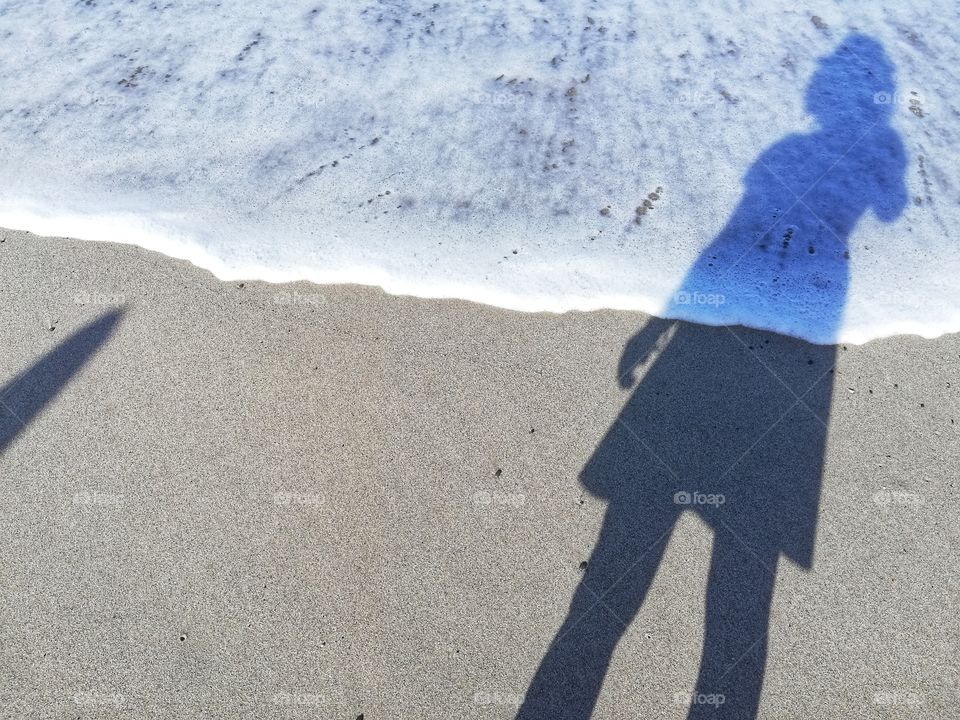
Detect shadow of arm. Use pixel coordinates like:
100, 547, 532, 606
617, 317, 676, 389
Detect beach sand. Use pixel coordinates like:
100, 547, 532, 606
1, 227, 957, 719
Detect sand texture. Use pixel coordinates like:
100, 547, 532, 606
1, 228, 958, 719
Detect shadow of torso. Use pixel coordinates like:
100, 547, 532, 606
581, 322, 833, 569
664, 124, 906, 342
582, 121, 906, 568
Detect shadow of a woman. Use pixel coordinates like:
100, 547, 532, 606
517, 34, 907, 719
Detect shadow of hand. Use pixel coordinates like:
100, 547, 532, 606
617, 318, 675, 389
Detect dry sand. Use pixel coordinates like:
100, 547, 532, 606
0, 227, 957, 719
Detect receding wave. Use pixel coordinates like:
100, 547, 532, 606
0, 1, 957, 344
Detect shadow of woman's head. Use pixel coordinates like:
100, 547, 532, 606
656, 33, 907, 343
805, 33, 897, 131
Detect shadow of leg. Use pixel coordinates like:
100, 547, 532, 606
687, 533, 778, 720
516, 508, 676, 720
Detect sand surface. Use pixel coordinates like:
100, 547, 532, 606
1, 227, 957, 719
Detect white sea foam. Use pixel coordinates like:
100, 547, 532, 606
0, 1, 957, 344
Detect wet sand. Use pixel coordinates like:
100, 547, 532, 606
1, 227, 957, 719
